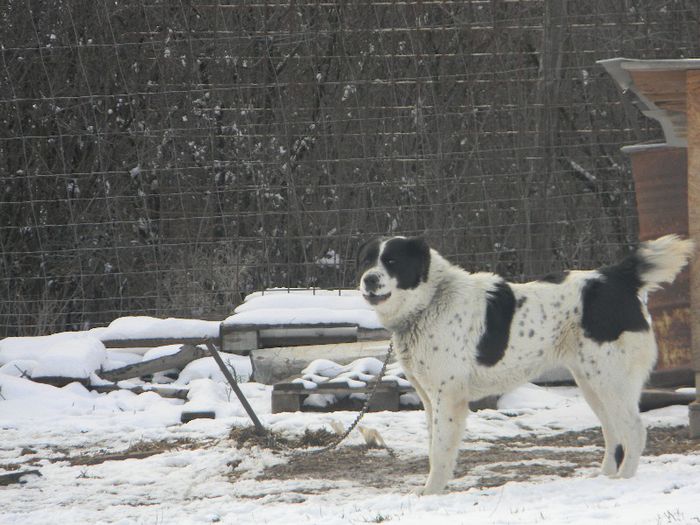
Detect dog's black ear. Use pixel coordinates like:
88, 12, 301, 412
406, 237, 431, 283
357, 237, 381, 269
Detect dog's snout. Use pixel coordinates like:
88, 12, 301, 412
363, 273, 380, 291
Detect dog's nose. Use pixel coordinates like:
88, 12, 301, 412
363, 273, 380, 292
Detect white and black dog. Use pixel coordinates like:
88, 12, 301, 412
358, 235, 693, 495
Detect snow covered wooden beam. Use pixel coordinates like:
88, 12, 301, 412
100, 344, 208, 382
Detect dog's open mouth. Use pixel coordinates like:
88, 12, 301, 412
364, 292, 391, 305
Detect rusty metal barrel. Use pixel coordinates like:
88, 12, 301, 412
624, 144, 691, 371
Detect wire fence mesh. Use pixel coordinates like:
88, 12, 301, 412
2, 0, 699, 337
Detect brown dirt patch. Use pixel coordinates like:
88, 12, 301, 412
63, 438, 210, 466
229, 426, 338, 450
253, 425, 699, 492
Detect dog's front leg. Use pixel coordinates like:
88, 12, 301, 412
415, 396, 469, 495
404, 371, 434, 446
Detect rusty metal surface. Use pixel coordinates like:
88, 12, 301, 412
629, 146, 688, 239
627, 145, 691, 370
650, 302, 691, 370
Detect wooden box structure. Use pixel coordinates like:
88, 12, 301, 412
599, 58, 700, 437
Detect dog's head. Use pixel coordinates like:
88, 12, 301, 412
357, 236, 431, 319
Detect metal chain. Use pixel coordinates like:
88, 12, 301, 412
296, 341, 395, 456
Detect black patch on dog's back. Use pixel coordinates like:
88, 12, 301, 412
381, 237, 431, 290
581, 254, 650, 344
539, 271, 570, 284
477, 281, 516, 366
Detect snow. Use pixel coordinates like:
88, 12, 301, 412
224, 288, 383, 329
176, 354, 253, 384
1, 361, 698, 524
0, 333, 107, 379
142, 344, 185, 360
94, 316, 220, 340
1, 314, 699, 524
0, 370, 698, 524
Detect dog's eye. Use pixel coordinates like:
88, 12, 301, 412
385, 258, 396, 266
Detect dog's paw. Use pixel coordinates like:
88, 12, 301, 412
411, 485, 445, 497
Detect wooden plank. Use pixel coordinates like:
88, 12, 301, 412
251, 340, 390, 384
646, 367, 694, 389
689, 401, 700, 438
639, 389, 696, 412
357, 327, 391, 341
630, 69, 688, 112
258, 327, 357, 348
271, 390, 302, 413
365, 385, 400, 412
0, 470, 42, 486
469, 395, 500, 411
100, 344, 208, 382
222, 329, 259, 354
31, 376, 90, 388
101, 337, 212, 349
688, 70, 700, 371
221, 322, 390, 354
204, 340, 267, 436
181, 411, 216, 423
223, 322, 358, 331
90, 384, 190, 400
688, 69, 700, 437
271, 377, 498, 413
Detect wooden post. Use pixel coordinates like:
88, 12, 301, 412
204, 340, 267, 436
687, 69, 700, 438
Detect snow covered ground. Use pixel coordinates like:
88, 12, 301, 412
1, 372, 699, 525
1, 295, 698, 524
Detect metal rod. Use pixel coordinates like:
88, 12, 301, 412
204, 340, 267, 436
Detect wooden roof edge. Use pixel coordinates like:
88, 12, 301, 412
598, 57, 699, 148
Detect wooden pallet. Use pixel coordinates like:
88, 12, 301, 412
272, 378, 499, 413
222, 322, 390, 354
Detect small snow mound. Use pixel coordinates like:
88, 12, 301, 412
302, 359, 345, 378
0, 334, 107, 380
342, 357, 384, 376
303, 393, 336, 408
176, 353, 252, 385
498, 383, 568, 410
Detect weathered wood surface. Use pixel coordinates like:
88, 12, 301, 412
639, 389, 696, 412
250, 340, 391, 384
222, 322, 389, 354
687, 68, 700, 436
180, 411, 216, 423
645, 367, 695, 389
90, 384, 189, 400
100, 344, 208, 382
101, 337, 213, 349
0, 470, 42, 486
271, 378, 499, 414
31, 376, 90, 388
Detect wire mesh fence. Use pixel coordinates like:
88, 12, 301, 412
2, 0, 699, 337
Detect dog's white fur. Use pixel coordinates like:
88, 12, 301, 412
360, 235, 694, 495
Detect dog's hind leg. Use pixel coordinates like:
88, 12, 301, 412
571, 334, 654, 478
569, 367, 620, 476
417, 395, 469, 495
590, 377, 646, 478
